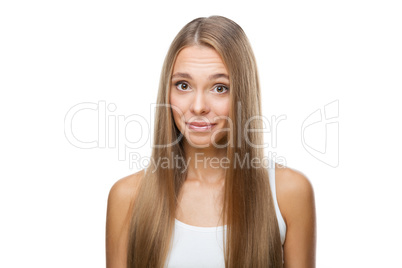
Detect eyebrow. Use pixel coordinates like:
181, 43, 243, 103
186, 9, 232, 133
171, 72, 229, 81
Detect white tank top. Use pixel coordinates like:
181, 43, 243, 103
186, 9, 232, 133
165, 159, 287, 267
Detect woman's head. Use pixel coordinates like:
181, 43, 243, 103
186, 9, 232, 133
155, 15, 264, 153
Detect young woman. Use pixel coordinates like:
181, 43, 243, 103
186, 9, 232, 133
106, 15, 316, 268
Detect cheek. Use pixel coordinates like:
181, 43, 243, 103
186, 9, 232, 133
170, 100, 186, 131
170, 91, 186, 114
215, 98, 230, 117
170, 109, 184, 134
170, 92, 180, 117
171, 108, 182, 126
170, 102, 185, 123
171, 109, 180, 121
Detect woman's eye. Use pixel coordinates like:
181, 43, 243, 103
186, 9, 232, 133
213, 85, 229, 94
175, 82, 190, 91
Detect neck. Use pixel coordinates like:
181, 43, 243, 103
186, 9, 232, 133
182, 140, 227, 186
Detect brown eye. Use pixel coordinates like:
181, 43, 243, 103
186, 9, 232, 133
213, 85, 229, 94
175, 81, 190, 91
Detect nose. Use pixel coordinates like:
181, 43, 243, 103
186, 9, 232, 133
190, 90, 210, 115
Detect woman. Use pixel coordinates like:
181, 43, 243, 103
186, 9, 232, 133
106, 15, 316, 268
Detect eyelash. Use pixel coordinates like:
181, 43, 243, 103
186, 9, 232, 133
174, 81, 229, 94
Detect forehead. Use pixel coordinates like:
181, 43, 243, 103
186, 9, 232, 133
172, 45, 228, 73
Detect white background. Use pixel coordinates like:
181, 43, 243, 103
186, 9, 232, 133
1, 0, 401, 267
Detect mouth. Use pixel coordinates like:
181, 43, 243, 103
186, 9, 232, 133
185, 122, 217, 131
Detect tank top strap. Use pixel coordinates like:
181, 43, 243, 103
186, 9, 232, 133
267, 158, 287, 246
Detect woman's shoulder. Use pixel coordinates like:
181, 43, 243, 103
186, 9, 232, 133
274, 163, 313, 194
274, 163, 315, 226
106, 169, 146, 266
108, 169, 146, 206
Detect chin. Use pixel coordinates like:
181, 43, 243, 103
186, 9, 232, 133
184, 134, 228, 149
184, 137, 214, 148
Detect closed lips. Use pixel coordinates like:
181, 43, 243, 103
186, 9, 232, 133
186, 122, 216, 126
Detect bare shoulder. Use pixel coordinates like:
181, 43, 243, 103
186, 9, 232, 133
274, 163, 315, 227
106, 169, 146, 268
108, 169, 145, 203
274, 165, 317, 266
106, 168, 145, 230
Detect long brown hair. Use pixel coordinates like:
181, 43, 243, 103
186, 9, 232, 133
127, 15, 283, 267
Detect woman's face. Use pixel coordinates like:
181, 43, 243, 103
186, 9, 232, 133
170, 45, 230, 148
